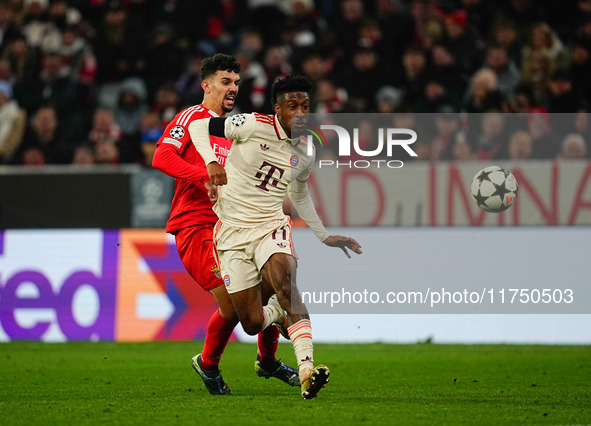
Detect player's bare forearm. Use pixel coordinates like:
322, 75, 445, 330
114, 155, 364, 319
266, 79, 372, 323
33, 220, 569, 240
323, 235, 363, 258
207, 162, 227, 185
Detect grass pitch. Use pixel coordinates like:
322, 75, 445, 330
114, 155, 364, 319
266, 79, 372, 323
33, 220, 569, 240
0, 342, 589, 425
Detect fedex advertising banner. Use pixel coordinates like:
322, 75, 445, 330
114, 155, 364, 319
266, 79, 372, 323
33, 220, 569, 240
0, 230, 219, 342
1, 228, 589, 343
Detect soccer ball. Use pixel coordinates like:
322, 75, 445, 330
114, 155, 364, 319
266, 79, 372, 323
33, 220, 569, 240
470, 166, 518, 213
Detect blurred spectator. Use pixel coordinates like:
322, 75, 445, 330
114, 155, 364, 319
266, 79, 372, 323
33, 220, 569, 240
313, 77, 350, 113
21, 144, 45, 165
482, 44, 521, 100
279, 0, 321, 51
461, 0, 497, 40
2, 34, 42, 97
521, 47, 554, 105
259, 44, 291, 113
375, 0, 414, 72
546, 69, 588, 112
88, 107, 121, 145
144, 23, 182, 97
429, 43, 467, 101
573, 110, 591, 148
498, 0, 547, 39
113, 77, 147, 136
442, 9, 485, 76
234, 47, 266, 112
21, 105, 70, 163
507, 129, 533, 160
299, 50, 327, 84
71, 143, 95, 166
21, 0, 62, 53
394, 45, 427, 107
463, 68, 503, 113
140, 111, 162, 134
0, 56, 9, 81
140, 126, 163, 167
150, 83, 180, 127
0, 79, 26, 163
490, 19, 523, 65
340, 45, 384, 111
56, 24, 96, 86
506, 83, 546, 112
556, 133, 587, 160
0, 0, 20, 53
468, 112, 508, 160
175, 52, 205, 108
527, 111, 554, 158
451, 135, 473, 161
374, 85, 403, 113
113, 76, 147, 162
429, 108, 461, 161
575, 12, 591, 50
409, 0, 443, 49
331, 0, 364, 58
522, 23, 568, 71
138, 110, 163, 162
47, 0, 82, 31
237, 28, 264, 60
91, 0, 145, 84
569, 38, 591, 105
94, 139, 119, 165
247, 2, 286, 46
33, 50, 77, 115
357, 18, 385, 57
415, 74, 459, 113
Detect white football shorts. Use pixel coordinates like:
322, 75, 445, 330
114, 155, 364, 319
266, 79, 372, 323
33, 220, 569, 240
212, 216, 296, 294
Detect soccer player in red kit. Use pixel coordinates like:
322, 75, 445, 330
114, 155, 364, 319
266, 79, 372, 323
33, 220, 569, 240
152, 54, 298, 395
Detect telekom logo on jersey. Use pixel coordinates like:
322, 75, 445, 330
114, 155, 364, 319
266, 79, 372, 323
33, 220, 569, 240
304, 125, 418, 169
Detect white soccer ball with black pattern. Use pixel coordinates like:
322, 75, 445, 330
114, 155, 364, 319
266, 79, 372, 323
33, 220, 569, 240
470, 166, 518, 213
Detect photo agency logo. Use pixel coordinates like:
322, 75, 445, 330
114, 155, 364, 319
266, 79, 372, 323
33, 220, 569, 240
300, 114, 418, 169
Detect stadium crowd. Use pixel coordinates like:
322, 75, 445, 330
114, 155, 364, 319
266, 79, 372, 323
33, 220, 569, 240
1, 0, 590, 166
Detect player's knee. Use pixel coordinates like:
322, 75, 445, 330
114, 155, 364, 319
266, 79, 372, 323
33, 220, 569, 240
218, 306, 239, 323
241, 320, 262, 336
239, 313, 264, 335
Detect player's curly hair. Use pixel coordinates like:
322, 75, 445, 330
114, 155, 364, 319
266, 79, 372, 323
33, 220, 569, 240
200, 53, 241, 80
271, 75, 312, 105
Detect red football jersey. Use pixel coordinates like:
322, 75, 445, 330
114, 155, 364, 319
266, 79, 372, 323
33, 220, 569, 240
155, 104, 233, 233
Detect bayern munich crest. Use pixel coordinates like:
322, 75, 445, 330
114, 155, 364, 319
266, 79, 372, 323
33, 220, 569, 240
230, 114, 247, 127
223, 275, 230, 286
290, 155, 299, 166
169, 126, 185, 139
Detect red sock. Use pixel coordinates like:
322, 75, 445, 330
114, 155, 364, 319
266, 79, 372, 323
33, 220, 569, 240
257, 326, 280, 366
200, 310, 238, 371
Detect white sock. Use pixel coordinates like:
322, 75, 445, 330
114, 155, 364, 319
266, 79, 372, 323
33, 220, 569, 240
261, 297, 283, 330
288, 319, 314, 381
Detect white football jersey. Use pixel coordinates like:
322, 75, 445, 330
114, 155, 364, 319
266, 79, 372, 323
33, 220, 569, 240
213, 113, 315, 227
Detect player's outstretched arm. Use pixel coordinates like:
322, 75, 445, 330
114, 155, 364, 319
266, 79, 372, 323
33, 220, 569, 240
188, 118, 228, 185
152, 143, 209, 183
323, 235, 363, 258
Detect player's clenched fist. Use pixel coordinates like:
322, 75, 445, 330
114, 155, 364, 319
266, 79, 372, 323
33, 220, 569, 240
207, 162, 227, 185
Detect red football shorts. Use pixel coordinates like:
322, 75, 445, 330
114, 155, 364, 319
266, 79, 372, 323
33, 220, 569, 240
174, 225, 223, 291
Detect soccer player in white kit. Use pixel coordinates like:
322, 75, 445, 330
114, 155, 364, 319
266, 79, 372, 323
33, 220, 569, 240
189, 75, 362, 399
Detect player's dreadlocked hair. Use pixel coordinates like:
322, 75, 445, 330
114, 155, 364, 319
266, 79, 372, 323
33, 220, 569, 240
200, 53, 241, 80
271, 75, 313, 105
